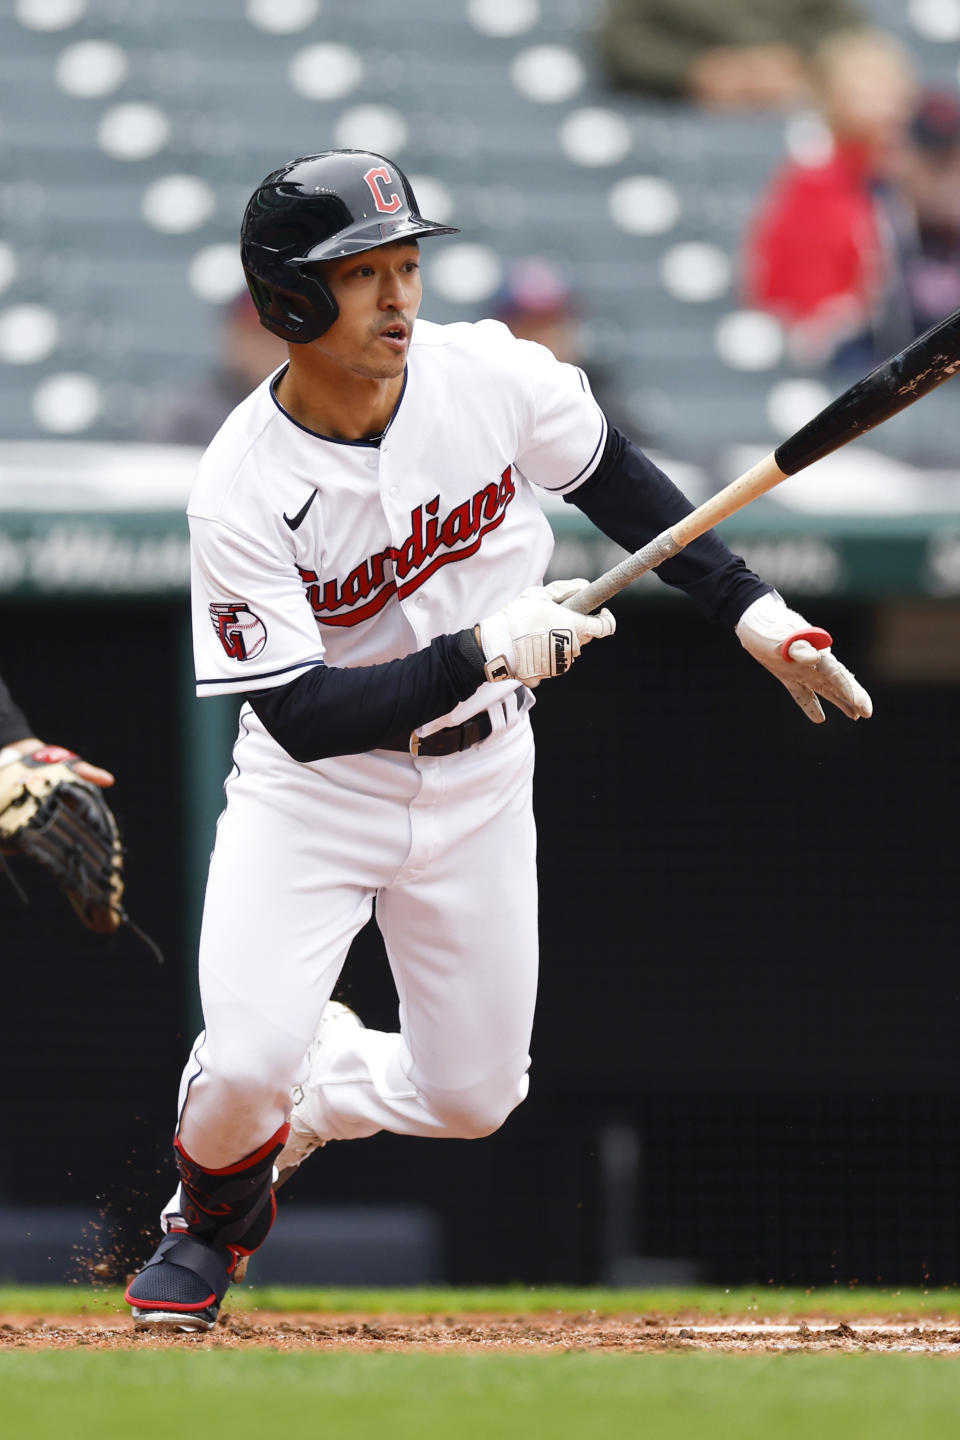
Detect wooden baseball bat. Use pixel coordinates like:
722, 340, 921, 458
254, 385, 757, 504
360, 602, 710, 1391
566, 305, 960, 617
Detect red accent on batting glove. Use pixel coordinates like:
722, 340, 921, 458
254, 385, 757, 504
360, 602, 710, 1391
780, 627, 833, 662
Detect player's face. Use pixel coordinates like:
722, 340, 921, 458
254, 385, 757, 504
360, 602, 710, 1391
310, 242, 422, 379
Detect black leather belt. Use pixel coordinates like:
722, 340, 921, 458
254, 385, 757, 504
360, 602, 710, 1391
381, 690, 521, 757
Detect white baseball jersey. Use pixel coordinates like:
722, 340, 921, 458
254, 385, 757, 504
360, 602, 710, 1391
188, 318, 607, 736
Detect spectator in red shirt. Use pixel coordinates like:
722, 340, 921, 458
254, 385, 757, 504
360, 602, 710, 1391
742, 29, 917, 368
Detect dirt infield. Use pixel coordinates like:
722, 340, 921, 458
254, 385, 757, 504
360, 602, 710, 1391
4, 1310, 960, 1353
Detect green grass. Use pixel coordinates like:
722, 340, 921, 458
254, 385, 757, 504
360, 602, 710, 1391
4, 1288, 960, 1440
3, 1282, 960, 1318
3, 1351, 960, 1440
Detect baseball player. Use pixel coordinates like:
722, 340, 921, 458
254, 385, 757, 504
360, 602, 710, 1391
126, 150, 872, 1331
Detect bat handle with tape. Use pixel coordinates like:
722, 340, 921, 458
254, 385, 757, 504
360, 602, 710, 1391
564, 531, 682, 615
782, 627, 832, 662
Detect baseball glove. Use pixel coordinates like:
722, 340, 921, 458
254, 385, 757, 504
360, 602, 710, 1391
0, 744, 124, 934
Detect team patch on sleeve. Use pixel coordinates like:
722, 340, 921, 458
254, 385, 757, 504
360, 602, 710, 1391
209, 602, 268, 661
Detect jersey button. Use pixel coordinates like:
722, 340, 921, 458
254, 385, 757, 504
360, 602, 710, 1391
365, 455, 378, 469
389, 485, 399, 495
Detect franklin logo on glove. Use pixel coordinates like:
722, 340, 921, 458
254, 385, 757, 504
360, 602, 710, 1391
478, 579, 615, 686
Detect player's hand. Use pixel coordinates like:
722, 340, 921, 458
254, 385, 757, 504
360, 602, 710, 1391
478, 579, 616, 685
735, 592, 873, 724
4, 737, 115, 787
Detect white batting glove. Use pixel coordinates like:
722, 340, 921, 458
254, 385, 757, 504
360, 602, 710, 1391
479, 578, 616, 685
735, 591, 873, 724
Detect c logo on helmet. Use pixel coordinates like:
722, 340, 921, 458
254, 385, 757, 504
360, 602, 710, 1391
363, 166, 402, 215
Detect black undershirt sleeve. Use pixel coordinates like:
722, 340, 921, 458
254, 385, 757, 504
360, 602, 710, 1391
251, 427, 769, 764
0, 670, 33, 747
247, 628, 488, 763
566, 426, 771, 627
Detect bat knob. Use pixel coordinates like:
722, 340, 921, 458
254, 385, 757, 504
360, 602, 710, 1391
781, 627, 833, 662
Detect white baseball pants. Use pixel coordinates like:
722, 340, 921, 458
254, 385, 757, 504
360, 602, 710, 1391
176, 702, 538, 1170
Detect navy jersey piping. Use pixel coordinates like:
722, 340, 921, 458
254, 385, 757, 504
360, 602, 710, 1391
537, 409, 609, 493
197, 655, 326, 687
269, 365, 408, 446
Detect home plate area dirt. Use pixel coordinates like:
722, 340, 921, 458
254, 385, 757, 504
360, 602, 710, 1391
4, 1311, 960, 1352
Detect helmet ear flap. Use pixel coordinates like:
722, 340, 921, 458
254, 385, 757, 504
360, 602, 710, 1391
295, 268, 339, 341
242, 268, 339, 343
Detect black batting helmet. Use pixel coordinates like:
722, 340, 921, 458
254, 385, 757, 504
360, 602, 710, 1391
240, 150, 459, 343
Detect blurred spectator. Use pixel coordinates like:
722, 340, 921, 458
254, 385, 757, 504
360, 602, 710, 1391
741, 29, 917, 368
140, 290, 286, 445
598, 0, 865, 110
491, 256, 633, 434
888, 90, 960, 337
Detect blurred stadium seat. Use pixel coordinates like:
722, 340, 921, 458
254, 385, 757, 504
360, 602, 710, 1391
0, 0, 957, 468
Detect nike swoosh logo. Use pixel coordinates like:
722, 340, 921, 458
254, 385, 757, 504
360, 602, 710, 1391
282, 488, 319, 531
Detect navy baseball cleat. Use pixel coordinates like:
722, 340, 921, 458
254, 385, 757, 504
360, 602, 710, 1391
126, 1231, 236, 1333
127, 1123, 289, 1332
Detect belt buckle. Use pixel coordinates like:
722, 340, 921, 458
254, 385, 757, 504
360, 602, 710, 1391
408, 732, 421, 757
